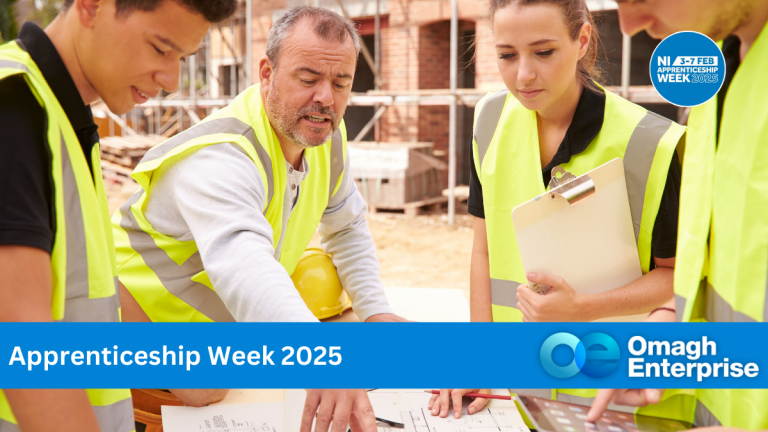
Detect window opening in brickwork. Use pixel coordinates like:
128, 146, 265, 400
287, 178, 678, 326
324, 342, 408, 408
344, 34, 376, 141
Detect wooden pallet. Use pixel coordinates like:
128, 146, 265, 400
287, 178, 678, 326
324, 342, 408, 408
100, 135, 164, 168
368, 196, 448, 217
101, 160, 136, 186
100, 135, 164, 186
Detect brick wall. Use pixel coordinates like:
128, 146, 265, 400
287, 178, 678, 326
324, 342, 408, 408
245, 2, 675, 186
247, 0, 507, 157
251, 0, 287, 76
376, 0, 504, 156
474, 14, 503, 91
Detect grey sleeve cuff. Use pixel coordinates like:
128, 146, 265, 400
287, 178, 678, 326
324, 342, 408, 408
318, 149, 394, 322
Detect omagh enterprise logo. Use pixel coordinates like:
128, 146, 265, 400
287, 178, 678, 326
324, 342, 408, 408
540, 332, 620, 379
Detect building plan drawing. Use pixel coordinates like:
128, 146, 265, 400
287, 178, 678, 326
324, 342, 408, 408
283, 389, 528, 432
162, 401, 283, 432
368, 390, 528, 432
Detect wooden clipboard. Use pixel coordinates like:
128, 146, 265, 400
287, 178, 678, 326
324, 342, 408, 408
511, 158, 643, 318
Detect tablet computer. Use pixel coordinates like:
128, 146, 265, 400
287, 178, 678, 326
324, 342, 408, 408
516, 395, 693, 432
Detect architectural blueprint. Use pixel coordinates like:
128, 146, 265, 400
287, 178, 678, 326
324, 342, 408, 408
368, 390, 529, 432
161, 402, 283, 432
283, 389, 528, 432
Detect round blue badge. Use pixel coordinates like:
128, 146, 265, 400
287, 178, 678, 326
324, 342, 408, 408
649, 31, 725, 107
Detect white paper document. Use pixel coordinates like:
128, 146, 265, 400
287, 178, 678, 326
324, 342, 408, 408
512, 158, 642, 299
283, 389, 528, 432
370, 390, 528, 432
162, 402, 284, 432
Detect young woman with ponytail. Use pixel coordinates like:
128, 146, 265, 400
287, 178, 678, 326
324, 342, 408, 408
429, 0, 687, 419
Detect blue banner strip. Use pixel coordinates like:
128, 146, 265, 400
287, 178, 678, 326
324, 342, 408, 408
0, 323, 765, 389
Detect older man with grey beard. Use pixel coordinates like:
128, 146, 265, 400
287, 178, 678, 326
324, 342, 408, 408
112, 6, 406, 431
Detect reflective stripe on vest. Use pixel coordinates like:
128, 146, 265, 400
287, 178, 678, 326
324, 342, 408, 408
475, 90, 676, 312
113, 85, 346, 322
675, 292, 689, 323
0, 59, 29, 72
0, 419, 20, 432
92, 397, 135, 432
481, 96, 686, 421
491, 278, 520, 308
137, 117, 344, 211
704, 282, 768, 322
0, 57, 120, 322
475, 91, 526, 309
675, 27, 768, 325
141, 117, 276, 213
671, 29, 768, 429
0, 398, 135, 432
706, 19, 768, 324
116, 136, 345, 322
474, 90, 508, 171
623, 111, 676, 243
118, 189, 236, 322
329, 129, 345, 198
475, 88, 696, 430
0, 40, 132, 431
60, 132, 121, 322
694, 402, 721, 427
673, 83, 717, 323
475, 91, 672, 244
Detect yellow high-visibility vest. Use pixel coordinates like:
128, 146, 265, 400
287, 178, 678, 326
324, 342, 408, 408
111, 84, 346, 322
473, 86, 693, 421
674, 23, 768, 430
0, 40, 133, 432
473, 87, 684, 322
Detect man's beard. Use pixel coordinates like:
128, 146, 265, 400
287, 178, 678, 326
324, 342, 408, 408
707, 0, 751, 42
265, 84, 340, 149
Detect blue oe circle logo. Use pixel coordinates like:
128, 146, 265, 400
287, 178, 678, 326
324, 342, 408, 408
650, 31, 725, 107
540, 332, 620, 379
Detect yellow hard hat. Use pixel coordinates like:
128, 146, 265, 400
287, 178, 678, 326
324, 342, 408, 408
290, 248, 352, 319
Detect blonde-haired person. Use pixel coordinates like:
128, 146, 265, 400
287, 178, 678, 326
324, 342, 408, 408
588, 0, 768, 429
430, 0, 689, 419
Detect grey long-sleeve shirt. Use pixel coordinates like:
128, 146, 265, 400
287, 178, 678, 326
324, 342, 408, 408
143, 142, 394, 322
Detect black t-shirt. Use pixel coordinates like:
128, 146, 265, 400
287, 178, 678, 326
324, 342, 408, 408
0, 22, 99, 255
468, 88, 682, 265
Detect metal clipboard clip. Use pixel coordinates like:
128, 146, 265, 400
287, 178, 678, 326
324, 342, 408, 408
547, 166, 596, 207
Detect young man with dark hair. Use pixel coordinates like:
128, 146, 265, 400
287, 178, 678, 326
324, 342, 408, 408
0, 0, 235, 431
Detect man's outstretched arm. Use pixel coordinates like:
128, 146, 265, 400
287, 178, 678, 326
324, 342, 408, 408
318, 151, 403, 322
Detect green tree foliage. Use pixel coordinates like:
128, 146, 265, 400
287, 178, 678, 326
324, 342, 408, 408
0, 0, 19, 43
34, 0, 63, 27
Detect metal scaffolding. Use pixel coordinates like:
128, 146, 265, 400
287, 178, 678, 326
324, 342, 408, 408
111, 0, 666, 224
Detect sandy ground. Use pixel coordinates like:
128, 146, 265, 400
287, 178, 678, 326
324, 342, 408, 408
340, 212, 473, 299
107, 183, 475, 300
106, 183, 140, 215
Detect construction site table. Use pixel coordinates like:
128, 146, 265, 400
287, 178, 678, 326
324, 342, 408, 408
324, 286, 469, 323
212, 287, 469, 407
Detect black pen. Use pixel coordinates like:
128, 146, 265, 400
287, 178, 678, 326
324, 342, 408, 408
320, 412, 404, 430
375, 417, 405, 428
344, 417, 405, 431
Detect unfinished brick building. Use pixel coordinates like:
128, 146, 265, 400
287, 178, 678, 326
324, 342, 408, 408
244, 0, 673, 187
101, 0, 673, 199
